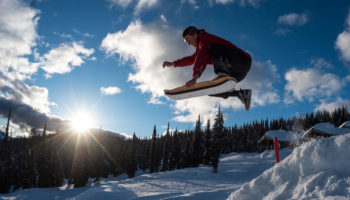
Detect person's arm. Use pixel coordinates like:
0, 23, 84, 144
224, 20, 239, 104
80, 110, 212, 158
185, 39, 211, 88
173, 52, 196, 67
162, 52, 196, 68
192, 40, 210, 79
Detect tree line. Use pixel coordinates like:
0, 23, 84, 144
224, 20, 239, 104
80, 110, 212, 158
0, 106, 349, 193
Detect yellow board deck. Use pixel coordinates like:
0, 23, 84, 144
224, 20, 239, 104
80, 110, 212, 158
164, 77, 237, 100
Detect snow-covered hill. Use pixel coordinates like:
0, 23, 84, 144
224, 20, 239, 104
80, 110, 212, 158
1, 134, 350, 200
229, 133, 350, 200
88, 128, 130, 139
0, 149, 291, 200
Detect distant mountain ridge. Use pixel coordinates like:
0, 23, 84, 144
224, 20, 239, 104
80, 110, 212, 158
88, 128, 128, 139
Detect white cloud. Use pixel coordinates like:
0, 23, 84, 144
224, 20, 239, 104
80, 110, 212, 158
0, 0, 94, 135
0, 95, 68, 135
336, 32, 350, 62
344, 75, 350, 83
134, 0, 158, 14
240, 60, 281, 106
39, 42, 94, 78
160, 14, 167, 22
214, 0, 233, 3
315, 98, 350, 113
310, 58, 334, 69
100, 86, 122, 95
284, 67, 342, 104
106, 0, 133, 8
0, 0, 40, 75
181, 0, 200, 9
0, 0, 39, 57
73, 29, 94, 38
0, 71, 54, 114
101, 20, 191, 98
335, 10, 350, 64
278, 12, 309, 26
53, 32, 73, 40
209, 0, 262, 8
101, 20, 281, 124
0, 0, 54, 115
274, 28, 291, 36
161, 128, 177, 136
106, 0, 158, 14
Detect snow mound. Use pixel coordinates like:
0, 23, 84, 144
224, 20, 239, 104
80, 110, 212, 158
228, 133, 350, 200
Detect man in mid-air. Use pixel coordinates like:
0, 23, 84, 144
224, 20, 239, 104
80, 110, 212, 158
163, 26, 252, 110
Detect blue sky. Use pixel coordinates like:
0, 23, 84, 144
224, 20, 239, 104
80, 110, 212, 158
1, 0, 350, 137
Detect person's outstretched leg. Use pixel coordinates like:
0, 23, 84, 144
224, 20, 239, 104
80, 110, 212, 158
209, 44, 252, 110
209, 89, 252, 110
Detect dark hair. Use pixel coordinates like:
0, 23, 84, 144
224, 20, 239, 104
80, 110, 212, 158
182, 26, 199, 38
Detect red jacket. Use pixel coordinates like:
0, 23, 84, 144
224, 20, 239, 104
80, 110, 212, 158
173, 30, 251, 78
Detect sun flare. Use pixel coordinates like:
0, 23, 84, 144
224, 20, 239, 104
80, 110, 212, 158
70, 111, 94, 133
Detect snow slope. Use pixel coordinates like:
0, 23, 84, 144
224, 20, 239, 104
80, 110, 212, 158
0, 150, 291, 200
2, 133, 350, 200
228, 133, 350, 200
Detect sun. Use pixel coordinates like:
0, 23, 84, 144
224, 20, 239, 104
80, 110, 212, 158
70, 110, 94, 133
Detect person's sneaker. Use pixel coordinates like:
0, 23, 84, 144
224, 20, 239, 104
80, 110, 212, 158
237, 89, 252, 111
210, 92, 230, 99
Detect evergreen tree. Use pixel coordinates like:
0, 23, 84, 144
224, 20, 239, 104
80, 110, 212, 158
43, 121, 47, 137
71, 158, 89, 188
4, 110, 11, 144
169, 129, 181, 170
49, 139, 64, 187
137, 139, 150, 171
223, 128, 231, 153
127, 133, 137, 178
150, 125, 158, 173
21, 150, 36, 189
90, 131, 103, 183
192, 115, 203, 167
70, 135, 89, 188
37, 140, 50, 188
0, 150, 12, 193
183, 136, 193, 168
2, 104, 350, 192
211, 107, 224, 173
161, 123, 171, 172
203, 119, 211, 165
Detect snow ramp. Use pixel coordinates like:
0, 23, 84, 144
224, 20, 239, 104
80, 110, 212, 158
228, 133, 350, 200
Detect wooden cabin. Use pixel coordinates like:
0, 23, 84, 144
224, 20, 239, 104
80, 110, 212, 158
339, 121, 350, 129
302, 122, 350, 141
258, 130, 301, 152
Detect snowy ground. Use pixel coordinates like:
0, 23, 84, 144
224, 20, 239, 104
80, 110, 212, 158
0, 149, 291, 200
229, 133, 350, 200
2, 134, 350, 200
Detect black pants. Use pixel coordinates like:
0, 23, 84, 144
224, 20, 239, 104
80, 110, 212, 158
209, 43, 251, 82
